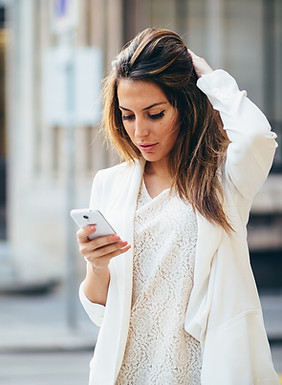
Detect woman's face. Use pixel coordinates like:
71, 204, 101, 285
117, 79, 179, 169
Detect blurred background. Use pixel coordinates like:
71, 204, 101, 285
0, 0, 281, 384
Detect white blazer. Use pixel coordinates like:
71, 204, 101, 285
80, 70, 280, 385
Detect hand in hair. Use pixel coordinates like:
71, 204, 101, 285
188, 49, 213, 78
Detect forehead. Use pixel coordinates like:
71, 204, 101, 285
117, 79, 168, 109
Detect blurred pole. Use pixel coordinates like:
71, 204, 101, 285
206, 0, 223, 68
63, 31, 77, 330
51, 0, 78, 330
102, 0, 109, 167
176, 0, 188, 38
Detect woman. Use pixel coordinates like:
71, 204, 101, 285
77, 28, 279, 384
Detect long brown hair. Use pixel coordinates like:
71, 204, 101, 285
102, 28, 231, 231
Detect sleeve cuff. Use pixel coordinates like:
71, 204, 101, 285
196, 69, 247, 110
79, 281, 105, 327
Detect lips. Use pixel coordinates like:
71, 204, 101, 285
138, 143, 158, 152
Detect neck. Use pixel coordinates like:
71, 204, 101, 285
145, 159, 171, 179
143, 161, 173, 198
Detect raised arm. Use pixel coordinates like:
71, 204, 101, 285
190, 50, 277, 201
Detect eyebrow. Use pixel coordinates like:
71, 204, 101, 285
119, 102, 167, 112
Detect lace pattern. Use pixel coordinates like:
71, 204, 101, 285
116, 181, 202, 384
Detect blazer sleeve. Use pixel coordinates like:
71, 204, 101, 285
79, 170, 106, 327
197, 70, 277, 201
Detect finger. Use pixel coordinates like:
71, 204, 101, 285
188, 48, 198, 60
188, 49, 213, 77
82, 237, 127, 258
77, 225, 96, 242
79, 236, 125, 258
87, 243, 132, 267
100, 243, 131, 260
88, 240, 128, 259
88, 233, 121, 249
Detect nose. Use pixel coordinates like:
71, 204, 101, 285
135, 117, 149, 138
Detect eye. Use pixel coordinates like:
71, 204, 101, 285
149, 111, 165, 120
122, 114, 135, 121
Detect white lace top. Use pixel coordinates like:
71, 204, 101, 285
116, 180, 202, 385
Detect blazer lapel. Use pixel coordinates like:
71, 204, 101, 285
113, 160, 144, 377
185, 213, 223, 343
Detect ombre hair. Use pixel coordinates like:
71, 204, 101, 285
102, 28, 231, 231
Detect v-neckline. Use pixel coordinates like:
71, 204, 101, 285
142, 177, 170, 201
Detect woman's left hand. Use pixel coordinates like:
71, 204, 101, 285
188, 49, 213, 78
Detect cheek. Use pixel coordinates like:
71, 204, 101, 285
122, 122, 132, 136
163, 124, 180, 149
163, 119, 179, 138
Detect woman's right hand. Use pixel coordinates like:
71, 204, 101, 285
77, 225, 131, 271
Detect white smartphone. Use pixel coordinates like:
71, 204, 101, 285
70, 208, 116, 240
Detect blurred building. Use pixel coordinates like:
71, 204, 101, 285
0, 0, 281, 287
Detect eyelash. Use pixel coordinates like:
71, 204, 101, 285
122, 115, 134, 121
150, 111, 165, 120
122, 111, 165, 121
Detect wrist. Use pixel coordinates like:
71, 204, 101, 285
90, 261, 110, 275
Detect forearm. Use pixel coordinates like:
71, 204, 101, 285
83, 263, 110, 306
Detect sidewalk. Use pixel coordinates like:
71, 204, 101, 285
0, 239, 99, 353
0, 283, 99, 353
